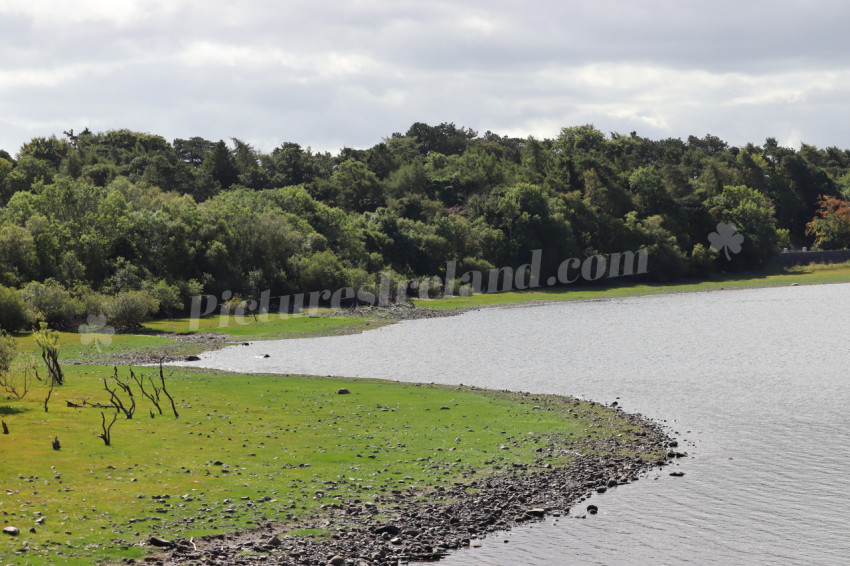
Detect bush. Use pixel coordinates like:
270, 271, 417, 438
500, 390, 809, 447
0, 330, 15, 374
104, 290, 159, 329
291, 250, 347, 292
0, 285, 32, 331
20, 279, 83, 327
142, 280, 182, 317
688, 243, 716, 278
176, 279, 204, 311
74, 285, 107, 316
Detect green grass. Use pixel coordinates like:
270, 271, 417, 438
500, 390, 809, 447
0, 367, 656, 565
9, 331, 207, 366
3, 313, 387, 367
414, 263, 850, 310
141, 312, 388, 339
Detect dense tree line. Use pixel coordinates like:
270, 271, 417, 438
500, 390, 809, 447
0, 123, 848, 330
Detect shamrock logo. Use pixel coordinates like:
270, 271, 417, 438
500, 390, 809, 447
78, 314, 115, 351
708, 222, 744, 261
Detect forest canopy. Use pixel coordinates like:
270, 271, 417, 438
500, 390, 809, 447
1, 123, 847, 331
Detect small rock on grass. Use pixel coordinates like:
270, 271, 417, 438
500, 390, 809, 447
337, 388, 351, 395
3, 526, 19, 536
149, 536, 173, 547
266, 535, 281, 547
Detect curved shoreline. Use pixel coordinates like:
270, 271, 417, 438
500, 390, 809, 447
108, 273, 850, 368
153, 394, 676, 566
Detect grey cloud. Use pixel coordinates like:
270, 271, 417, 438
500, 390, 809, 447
3, 1, 850, 155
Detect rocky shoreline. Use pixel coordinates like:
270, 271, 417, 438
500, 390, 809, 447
144, 401, 678, 566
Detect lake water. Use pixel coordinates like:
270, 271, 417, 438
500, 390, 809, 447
176, 283, 850, 565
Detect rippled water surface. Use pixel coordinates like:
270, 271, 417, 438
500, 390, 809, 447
177, 284, 850, 565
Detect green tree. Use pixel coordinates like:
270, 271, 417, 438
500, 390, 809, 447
331, 159, 384, 212
0, 224, 38, 286
706, 185, 782, 266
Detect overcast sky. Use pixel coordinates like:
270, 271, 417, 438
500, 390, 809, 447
2, 0, 850, 155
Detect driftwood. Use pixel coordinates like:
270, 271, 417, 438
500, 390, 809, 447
66, 398, 111, 409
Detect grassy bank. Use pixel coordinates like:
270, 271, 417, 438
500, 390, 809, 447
413, 262, 850, 310
0, 365, 660, 565
141, 312, 389, 339
5, 314, 389, 366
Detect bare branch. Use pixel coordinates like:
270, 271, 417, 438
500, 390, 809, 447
44, 377, 54, 413
131, 369, 162, 415
98, 412, 117, 446
103, 367, 135, 419
159, 361, 178, 418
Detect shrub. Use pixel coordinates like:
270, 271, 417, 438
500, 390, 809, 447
291, 250, 347, 292
0, 330, 15, 374
0, 285, 32, 331
142, 280, 182, 317
688, 243, 716, 277
176, 279, 204, 311
104, 290, 159, 328
75, 285, 107, 317
20, 279, 84, 327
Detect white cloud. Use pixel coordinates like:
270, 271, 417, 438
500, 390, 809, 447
0, 0, 179, 27
2, 1, 850, 153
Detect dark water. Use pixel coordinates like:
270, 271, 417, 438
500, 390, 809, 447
177, 284, 850, 565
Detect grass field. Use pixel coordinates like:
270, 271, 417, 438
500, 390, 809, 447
0, 366, 651, 565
